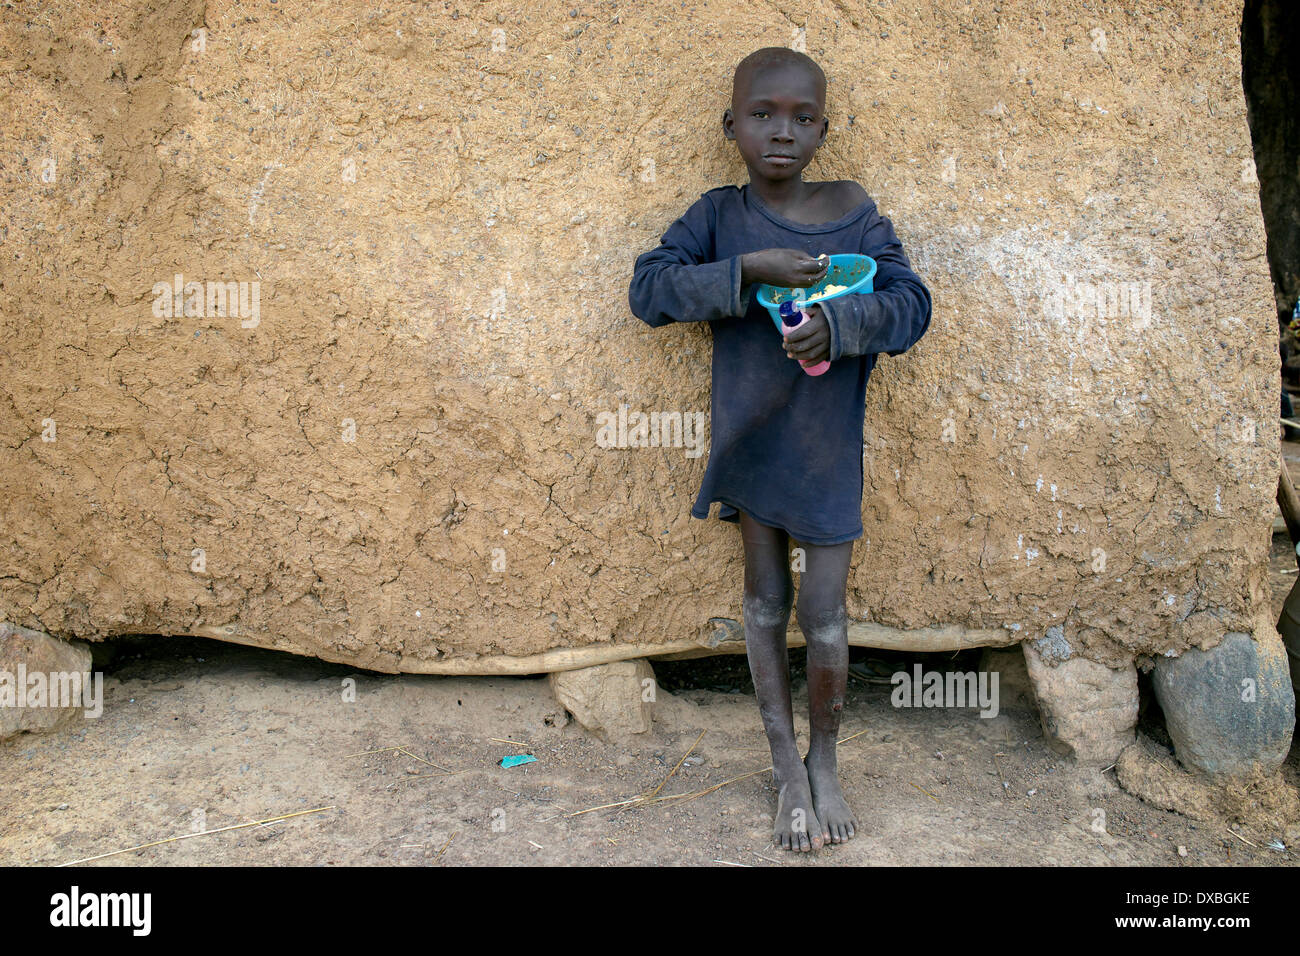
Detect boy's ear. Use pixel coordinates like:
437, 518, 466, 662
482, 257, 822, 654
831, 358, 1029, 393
722, 108, 735, 140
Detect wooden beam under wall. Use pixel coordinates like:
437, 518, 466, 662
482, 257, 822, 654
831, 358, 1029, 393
180, 619, 1018, 676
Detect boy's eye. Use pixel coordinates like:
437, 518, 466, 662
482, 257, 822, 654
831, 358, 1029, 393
751, 111, 816, 122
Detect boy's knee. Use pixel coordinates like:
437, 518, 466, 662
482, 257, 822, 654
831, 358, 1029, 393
743, 586, 792, 630
796, 600, 847, 641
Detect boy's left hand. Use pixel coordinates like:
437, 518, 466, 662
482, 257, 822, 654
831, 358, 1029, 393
783, 304, 830, 364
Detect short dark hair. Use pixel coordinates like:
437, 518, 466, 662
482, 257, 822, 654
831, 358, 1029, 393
732, 47, 827, 106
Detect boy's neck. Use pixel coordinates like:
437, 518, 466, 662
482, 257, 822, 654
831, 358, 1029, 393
749, 177, 814, 212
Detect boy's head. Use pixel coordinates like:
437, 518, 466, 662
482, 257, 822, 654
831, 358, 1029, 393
724, 48, 828, 181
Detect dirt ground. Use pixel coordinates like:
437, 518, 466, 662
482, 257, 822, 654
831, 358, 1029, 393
2, 624, 1296, 868
3, 443, 1300, 867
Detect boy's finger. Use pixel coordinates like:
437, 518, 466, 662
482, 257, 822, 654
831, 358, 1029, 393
782, 309, 824, 342
785, 329, 828, 357
785, 332, 822, 354
782, 321, 816, 344
787, 342, 827, 361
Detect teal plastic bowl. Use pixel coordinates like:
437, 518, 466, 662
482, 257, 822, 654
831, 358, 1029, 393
756, 254, 877, 332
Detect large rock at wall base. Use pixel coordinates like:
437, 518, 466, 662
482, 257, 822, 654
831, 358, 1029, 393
548, 659, 656, 740
0, 621, 94, 742
1152, 627, 1295, 778
1022, 638, 1138, 765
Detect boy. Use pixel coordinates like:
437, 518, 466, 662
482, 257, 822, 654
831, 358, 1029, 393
628, 47, 932, 851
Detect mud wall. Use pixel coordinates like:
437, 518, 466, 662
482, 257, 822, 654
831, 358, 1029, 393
0, 0, 1279, 672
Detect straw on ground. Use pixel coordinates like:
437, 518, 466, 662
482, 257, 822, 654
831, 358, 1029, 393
57, 806, 336, 866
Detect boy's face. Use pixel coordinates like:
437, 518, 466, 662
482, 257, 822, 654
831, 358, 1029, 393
724, 63, 828, 181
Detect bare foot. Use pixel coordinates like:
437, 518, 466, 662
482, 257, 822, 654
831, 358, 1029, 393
805, 752, 857, 845
772, 766, 824, 852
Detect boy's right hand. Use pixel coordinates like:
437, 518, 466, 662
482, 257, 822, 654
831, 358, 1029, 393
741, 249, 829, 288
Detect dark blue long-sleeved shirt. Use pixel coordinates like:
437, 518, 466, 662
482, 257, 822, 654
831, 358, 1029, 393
628, 183, 931, 544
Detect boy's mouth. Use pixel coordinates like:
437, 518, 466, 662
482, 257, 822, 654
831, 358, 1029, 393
764, 153, 798, 165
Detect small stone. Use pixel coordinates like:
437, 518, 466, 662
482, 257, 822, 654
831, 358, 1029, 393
0, 622, 94, 742
548, 659, 658, 739
1022, 640, 1137, 765
1177, 845, 1188, 857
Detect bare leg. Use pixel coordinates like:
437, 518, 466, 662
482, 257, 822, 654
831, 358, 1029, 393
739, 512, 822, 852
796, 538, 859, 845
